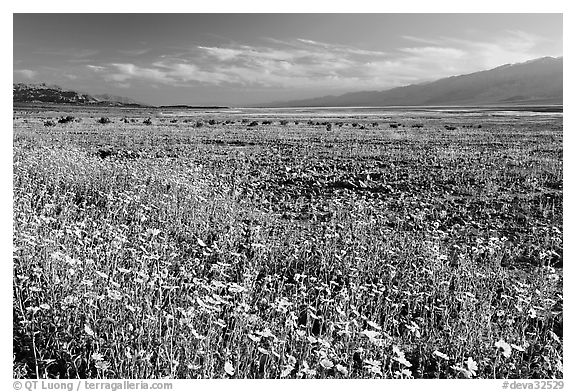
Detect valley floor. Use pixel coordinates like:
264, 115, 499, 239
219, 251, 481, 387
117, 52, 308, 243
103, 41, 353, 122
12, 107, 563, 379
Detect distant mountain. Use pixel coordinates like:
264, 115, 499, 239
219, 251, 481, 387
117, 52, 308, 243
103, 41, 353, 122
263, 56, 563, 107
13, 83, 97, 104
13, 83, 148, 107
159, 105, 230, 109
91, 93, 146, 106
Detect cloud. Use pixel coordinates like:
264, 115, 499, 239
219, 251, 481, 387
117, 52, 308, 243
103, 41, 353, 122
83, 30, 560, 92
14, 69, 37, 79
86, 65, 106, 72
400, 30, 556, 72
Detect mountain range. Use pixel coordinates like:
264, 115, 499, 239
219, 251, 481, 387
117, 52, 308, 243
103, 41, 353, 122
263, 56, 562, 107
13, 56, 562, 108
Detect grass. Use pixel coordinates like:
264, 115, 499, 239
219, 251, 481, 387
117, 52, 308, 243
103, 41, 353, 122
13, 108, 563, 379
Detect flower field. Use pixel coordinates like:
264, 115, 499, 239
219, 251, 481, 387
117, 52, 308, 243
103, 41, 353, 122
13, 107, 563, 379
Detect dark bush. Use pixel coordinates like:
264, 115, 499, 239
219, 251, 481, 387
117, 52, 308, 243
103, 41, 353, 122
143, 118, 153, 125
196, 121, 204, 128
43, 120, 56, 127
97, 117, 111, 124
390, 124, 398, 129
280, 120, 289, 126
208, 119, 217, 125
262, 120, 272, 125
445, 125, 457, 131
326, 123, 332, 131
248, 121, 259, 127
58, 116, 75, 124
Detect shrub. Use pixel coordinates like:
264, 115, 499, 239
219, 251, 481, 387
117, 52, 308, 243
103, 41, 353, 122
58, 116, 75, 124
208, 119, 217, 125
43, 120, 56, 127
326, 123, 333, 131
248, 121, 259, 127
280, 120, 289, 126
97, 117, 111, 124
143, 118, 153, 125
196, 121, 204, 128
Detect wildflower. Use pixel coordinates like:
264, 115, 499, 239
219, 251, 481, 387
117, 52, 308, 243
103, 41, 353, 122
320, 358, 334, 369
433, 350, 450, 361
91, 353, 104, 362
510, 343, 525, 352
336, 364, 348, 376
281, 364, 294, 377
366, 320, 382, 330
84, 324, 95, 337
95, 361, 110, 371
300, 360, 317, 377
224, 361, 234, 376
364, 359, 383, 376
248, 334, 261, 343
466, 357, 478, 376
392, 346, 412, 367
495, 339, 512, 357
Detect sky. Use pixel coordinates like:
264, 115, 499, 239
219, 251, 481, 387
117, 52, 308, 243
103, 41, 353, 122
13, 14, 563, 106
